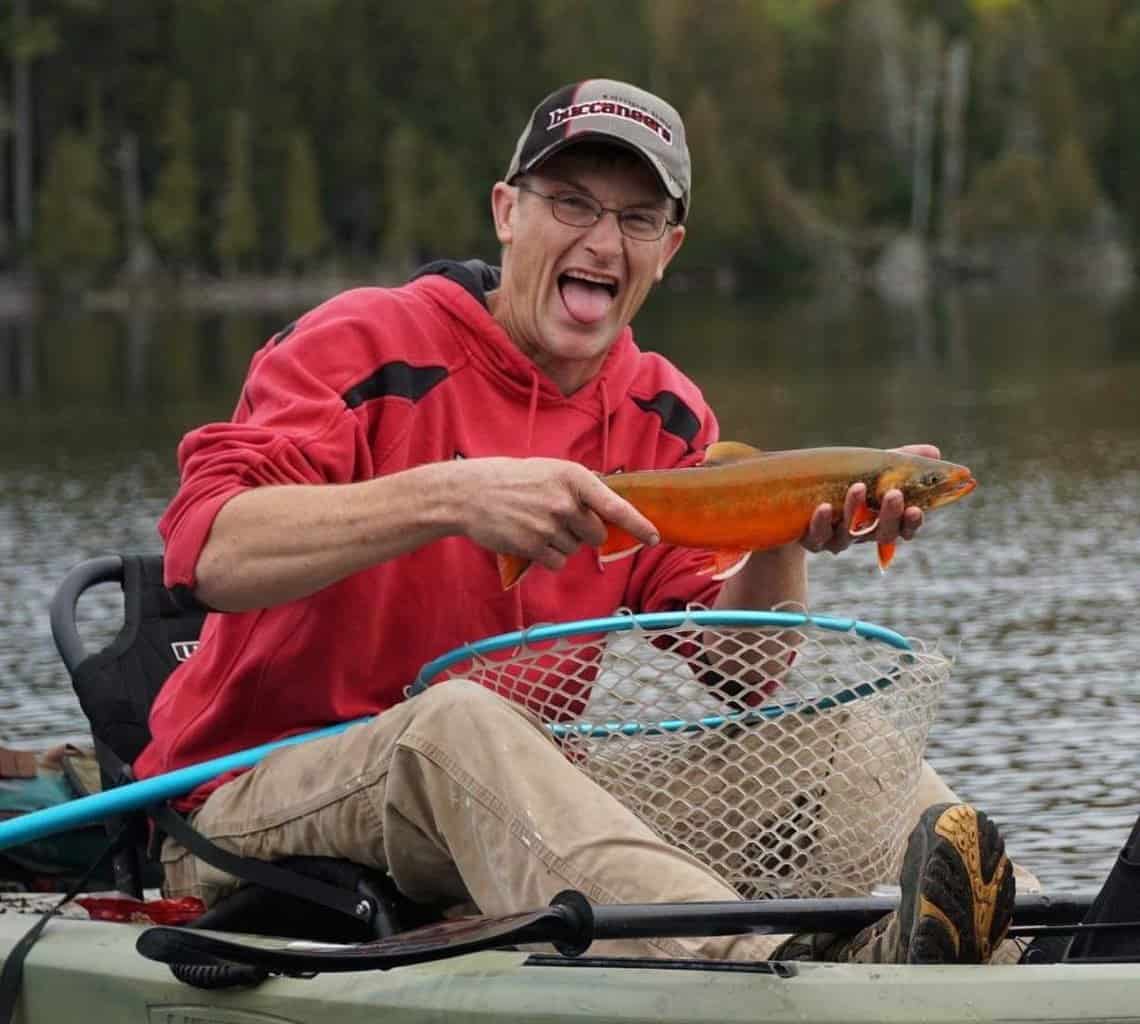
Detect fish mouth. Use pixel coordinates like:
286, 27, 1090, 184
926, 469, 977, 509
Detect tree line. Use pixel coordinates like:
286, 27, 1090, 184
1, 0, 1137, 293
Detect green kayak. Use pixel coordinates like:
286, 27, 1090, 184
3, 902, 1140, 1024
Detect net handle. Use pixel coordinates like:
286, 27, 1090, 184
410, 609, 911, 696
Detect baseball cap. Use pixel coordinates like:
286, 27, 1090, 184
505, 79, 691, 221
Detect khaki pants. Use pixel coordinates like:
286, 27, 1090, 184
161, 679, 781, 960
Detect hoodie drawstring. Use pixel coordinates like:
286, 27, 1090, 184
599, 376, 611, 474
515, 368, 542, 626
525, 368, 540, 456
596, 377, 612, 576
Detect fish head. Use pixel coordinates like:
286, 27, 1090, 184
874, 456, 977, 511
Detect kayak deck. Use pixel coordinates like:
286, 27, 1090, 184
4, 910, 1140, 1024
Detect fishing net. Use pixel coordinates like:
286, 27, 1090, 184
413, 608, 951, 900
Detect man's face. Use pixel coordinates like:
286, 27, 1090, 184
489, 147, 685, 395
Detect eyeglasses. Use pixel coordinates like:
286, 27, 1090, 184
515, 182, 677, 242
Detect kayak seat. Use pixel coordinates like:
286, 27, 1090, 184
49, 553, 438, 948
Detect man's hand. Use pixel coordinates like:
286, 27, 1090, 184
451, 457, 659, 572
799, 444, 939, 556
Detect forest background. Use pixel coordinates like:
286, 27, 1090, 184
1, 0, 1137, 308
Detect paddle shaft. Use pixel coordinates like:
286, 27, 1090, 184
137, 889, 1100, 975
0, 717, 370, 852
586, 891, 1096, 940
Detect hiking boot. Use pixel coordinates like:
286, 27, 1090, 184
845, 802, 1015, 964
772, 803, 1015, 965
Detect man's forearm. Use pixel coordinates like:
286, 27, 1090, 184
193, 461, 463, 611
702, 544, 808, 696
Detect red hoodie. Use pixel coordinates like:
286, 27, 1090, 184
135, 262, 722, 805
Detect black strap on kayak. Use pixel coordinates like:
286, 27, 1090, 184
148, 803, 376, 927
0, 825, 124, 1024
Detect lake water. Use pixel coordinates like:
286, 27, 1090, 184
1, 285, 1138, 892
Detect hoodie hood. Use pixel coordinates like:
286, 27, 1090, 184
410, 258, 501, 307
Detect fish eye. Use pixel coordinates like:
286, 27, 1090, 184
922, 472, 940, 487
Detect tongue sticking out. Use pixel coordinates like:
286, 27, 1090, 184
560, 277, 614, 325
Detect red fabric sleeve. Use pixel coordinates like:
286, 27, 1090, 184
158, 322, 375, 591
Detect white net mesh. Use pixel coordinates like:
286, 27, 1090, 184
417, 609, 951, 899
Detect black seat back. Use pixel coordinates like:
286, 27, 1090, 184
49, 554, 206, 895
51, 554, 207, 788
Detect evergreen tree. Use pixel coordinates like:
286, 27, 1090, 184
215, 110, 258, 275
958, 151, 1049, 240
284, 130, 326, 272
147, 82, 199, 272
380, 123, 420, 277
835, 0, 915, 222
34, 130, 116, 287
830, 162, 871, 228
0, 92, 9, 260
681, 89, 747, 268
419, 144, 479, 261
1104, 6, 1140, 240
7, 0, 1140, 285
1048, 136, 1100, 233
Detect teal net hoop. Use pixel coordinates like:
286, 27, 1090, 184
411, 608, 951, 899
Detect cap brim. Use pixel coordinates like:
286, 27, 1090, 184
517, 132, 686, 209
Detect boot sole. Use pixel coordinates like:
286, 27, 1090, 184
902, 803, 1015, 964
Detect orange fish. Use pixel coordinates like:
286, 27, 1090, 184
498, 443, 977, 589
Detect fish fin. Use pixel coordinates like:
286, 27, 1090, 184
698, 549, 753, 581
497, 553, 531, 590
849, 504, 880, 538
877, 541, 897, 572
598, 525, 644, 563
702, 441, 765, 466
599, 542, 644, 564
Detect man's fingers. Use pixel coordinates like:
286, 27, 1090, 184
842, 483, 866, 531
800, 480, 928, 559
801, 503, 833, 552
536, 546, 568, 571
818, 482, 864, 553
579, 474, 660, 546
565, 506, 608, 548
899, 506, 923, 541
545, 526, 582, 557
891, 443, 940, 460
874, 490, 905, 544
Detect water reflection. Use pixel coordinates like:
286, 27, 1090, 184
1, 288, 1138, 891
0, 319, 36, 399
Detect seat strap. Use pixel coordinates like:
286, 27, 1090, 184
0, 827, 124, 1024
95, 736, 375, 929
84, 728, 376, 928
149, 804, 375, 926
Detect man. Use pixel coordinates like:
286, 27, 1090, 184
137, 79, 1015, 964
